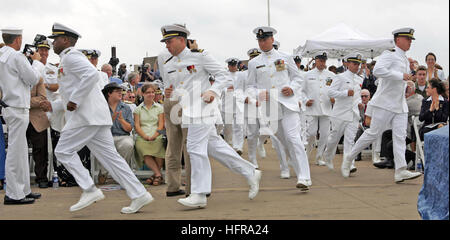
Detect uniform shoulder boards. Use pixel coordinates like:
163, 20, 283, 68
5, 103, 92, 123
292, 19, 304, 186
164, 56, 174, 64
191, 49, 204, 53
49, 63, 58, 66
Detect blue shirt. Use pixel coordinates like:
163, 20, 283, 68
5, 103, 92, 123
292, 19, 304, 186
110, 102, 134, 136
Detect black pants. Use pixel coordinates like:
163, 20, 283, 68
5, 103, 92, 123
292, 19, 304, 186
26, 124, 48, 183
381, 130, 415, 166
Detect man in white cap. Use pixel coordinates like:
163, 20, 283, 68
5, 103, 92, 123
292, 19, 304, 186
0, 27, 44, 205
159, 23, 261, 208
217, 58, 241, 146
302, 51, 335, 166
46, 22, 153, 213
79, 49, 109, 89
341, 28, 422, 183
245, 26, 311, 190
323, 53, 364, 172
223, 57, 246, 155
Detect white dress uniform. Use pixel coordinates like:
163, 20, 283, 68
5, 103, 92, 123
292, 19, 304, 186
47, 23, 151, 211
246, 26, 311, 188
159, 25, 259, 206
343, 28, 422, 182
302, 53, 335, 165
54, 46, 149, 199
0, 33, 44, 200
323, 53, 364, 171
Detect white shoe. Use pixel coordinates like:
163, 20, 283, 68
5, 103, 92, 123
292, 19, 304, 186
296, 179, 311, 192
372, 152, 382, 164
280, 170, 290, 179
395, 169, 422, 183
341, 156, 352, 178
70, 188, 105, 212
121, 192, 154, 214
248, 170, 262, 200
316, 156, 326, 166
177, 193, 207, 208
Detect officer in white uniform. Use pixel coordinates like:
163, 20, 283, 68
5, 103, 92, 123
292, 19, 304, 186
226, 58, 247, 155
246, 26, 311, 190
302, 51, 335, 166
342, 28, 422, 183
47, 22, 153, 213
79, 49, 109, 89
0, 27, 44, 204
218, 58, 241, 146
323, 53, 364, 172
158, 24, 261, 208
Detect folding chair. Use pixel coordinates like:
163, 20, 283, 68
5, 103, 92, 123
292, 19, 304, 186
412, 116, 425, 168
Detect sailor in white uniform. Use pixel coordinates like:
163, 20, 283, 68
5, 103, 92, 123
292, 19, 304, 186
341, 28, 422, 183
157, 24, 261, 208
79, 49, 109, 89
302, 51, 335, 166
246, 26, 311, 190
0, 27, 44, 205
323, 53, 364, 173
47, 22, 153, 213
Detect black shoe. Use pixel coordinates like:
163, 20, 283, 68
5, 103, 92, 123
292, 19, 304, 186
373, 159, 394, 169
355, 153, 362, 161
38, 182, 49, 189
166, 190, 186, 197
26, 192, 41, 199
4, 196, 35, 205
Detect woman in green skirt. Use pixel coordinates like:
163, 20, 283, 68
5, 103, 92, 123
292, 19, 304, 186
134, 84, 166, 186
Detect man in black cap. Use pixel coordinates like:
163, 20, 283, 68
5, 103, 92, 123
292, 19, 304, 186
47, 22, 153, 213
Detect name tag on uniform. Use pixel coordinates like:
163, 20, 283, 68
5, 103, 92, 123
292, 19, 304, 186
46, 70, 55, 75
326, 77, 333, 86
274, 59, 286, 71
168, 70, 176, 74
256, 65, 266, 69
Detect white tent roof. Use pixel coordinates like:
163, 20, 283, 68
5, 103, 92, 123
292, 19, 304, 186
295, 23, 394, 60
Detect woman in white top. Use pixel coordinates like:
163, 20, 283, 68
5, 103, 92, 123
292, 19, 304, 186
425, 52, 446, 81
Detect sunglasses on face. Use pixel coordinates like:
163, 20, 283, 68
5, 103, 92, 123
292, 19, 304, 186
361, 95, 369, 98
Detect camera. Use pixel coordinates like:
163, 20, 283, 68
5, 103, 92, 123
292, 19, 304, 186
187, 39, 195, 49
22, 34, 47, 64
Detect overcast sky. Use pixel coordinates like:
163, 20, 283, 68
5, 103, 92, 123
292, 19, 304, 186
1, 0, 449, 75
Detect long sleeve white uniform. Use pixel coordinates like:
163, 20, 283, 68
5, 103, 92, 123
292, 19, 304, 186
302, 68, 335, 116
0, 46, 43, 108
328, 70, 363, 122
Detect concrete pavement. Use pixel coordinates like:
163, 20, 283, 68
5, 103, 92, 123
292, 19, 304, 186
0, 140, 423, 220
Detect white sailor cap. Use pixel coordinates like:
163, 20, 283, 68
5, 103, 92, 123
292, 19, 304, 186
1, 27, 23, 35
345, 52, 364, 63
247, 48, 261, 57
226, 58, 240, 65
253, 26, 277, 39
78, 49, 101, 58
392, 28, 415, 40
48, 22, 82, 39
273, 41, 280, 49
160, 23, 190, 42
313, 51, 328, 60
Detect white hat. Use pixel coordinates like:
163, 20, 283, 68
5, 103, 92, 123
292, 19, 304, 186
48, 22, 82, 39
392, 27, 415, 40
225, 58, 239, 65
78, 49, 101, 58
160, 24, 190, 42
253, 26, 277, 39
1, 27, 22, 35
313, 51, 328, 60
247, 48, 261, 57
345, 52, 364, 63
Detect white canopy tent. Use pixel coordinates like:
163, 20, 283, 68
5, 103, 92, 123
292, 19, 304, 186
294, 23, 395, 60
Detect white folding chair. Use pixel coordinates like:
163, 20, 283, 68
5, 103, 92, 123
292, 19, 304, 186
412, 116, 425, 168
